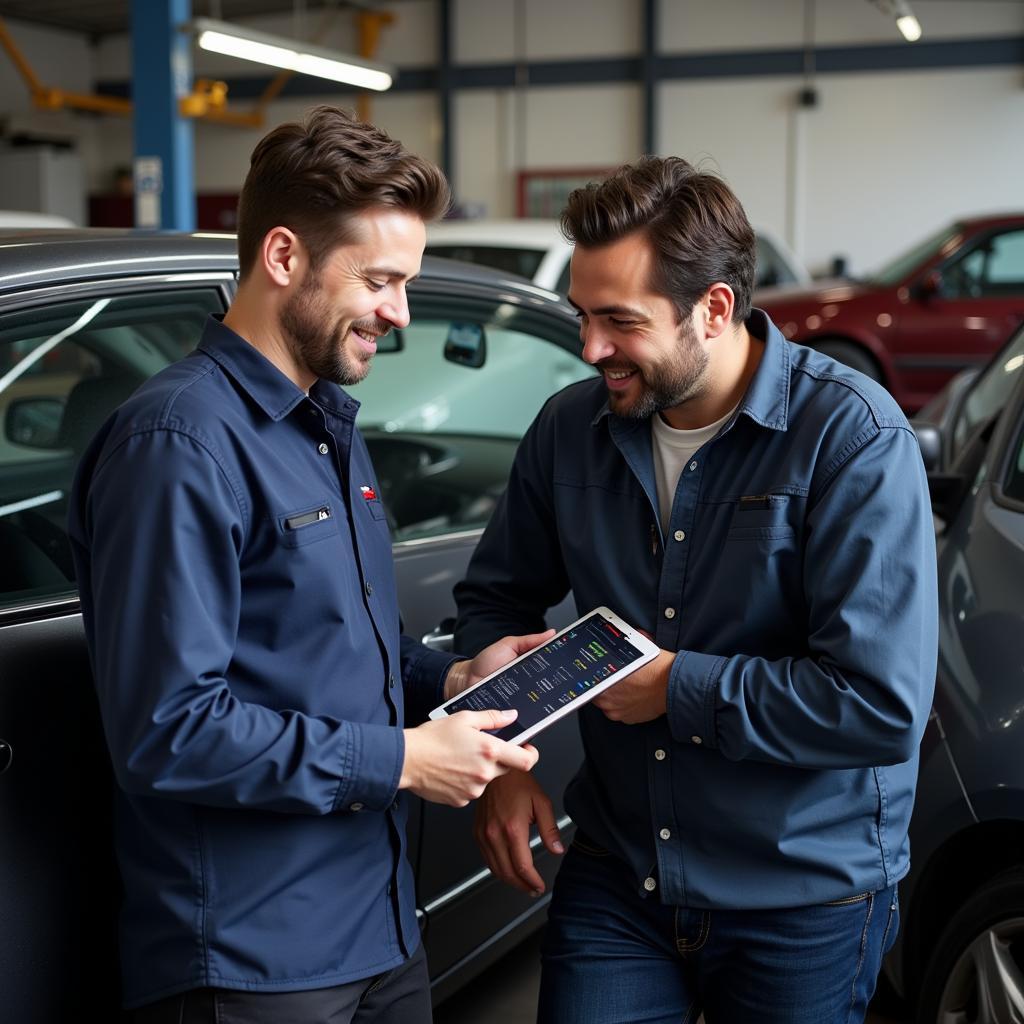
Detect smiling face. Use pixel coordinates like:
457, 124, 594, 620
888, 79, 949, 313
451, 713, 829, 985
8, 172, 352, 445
280, 207, 426, 387
568, 230, 711, 420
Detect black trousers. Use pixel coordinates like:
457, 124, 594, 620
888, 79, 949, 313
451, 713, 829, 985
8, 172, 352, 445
130, 944, 432, 1024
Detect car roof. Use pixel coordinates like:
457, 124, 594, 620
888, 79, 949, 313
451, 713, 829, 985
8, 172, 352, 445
956, 212, 1024, 230
0, 229, 570, 306
426, 219, 569, 250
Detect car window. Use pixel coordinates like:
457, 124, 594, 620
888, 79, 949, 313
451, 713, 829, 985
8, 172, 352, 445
755, 236, 797, 288
942, 229, 1024, 299
423, 244, 545, 283
350, 294, 593, 542
0, 288, 225, 609
952, 326, 1024, 463
554, 258, 573, 296
866, 224, 959, 287
1004, 415, 1024, 504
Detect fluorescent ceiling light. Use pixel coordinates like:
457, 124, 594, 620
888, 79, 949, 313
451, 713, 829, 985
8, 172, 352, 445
895, 14, 922, 42
190, 17, 394, 91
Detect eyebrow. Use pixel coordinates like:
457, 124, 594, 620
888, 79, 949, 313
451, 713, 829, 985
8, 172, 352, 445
566, 296, 646, 318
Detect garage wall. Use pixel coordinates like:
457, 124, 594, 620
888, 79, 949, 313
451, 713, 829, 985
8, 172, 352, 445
0, 0, 1022, 272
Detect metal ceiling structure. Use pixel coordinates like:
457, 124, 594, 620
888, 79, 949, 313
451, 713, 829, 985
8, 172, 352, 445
0, 1, 377, 38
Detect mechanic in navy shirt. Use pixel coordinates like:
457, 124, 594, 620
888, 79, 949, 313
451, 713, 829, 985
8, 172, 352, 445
69, 106, 551, 1023
459, 157, 938, 1024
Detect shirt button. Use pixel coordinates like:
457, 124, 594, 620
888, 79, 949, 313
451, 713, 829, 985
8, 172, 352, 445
664, 607, 676, 620
689, 461, 698, 471
388, 673, 395, 689
659, 828, 671, 840
691, 735, 703, 745
674, 530, 686, 542
350, 802, 364, 812
654, 748, 667, 761
643, 877, 657, 892
365, 581, 374, 597
318, 442, 329, 455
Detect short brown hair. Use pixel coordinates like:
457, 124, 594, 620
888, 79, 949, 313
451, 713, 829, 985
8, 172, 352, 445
560, 156, 756, 322
236, 105, 451, 279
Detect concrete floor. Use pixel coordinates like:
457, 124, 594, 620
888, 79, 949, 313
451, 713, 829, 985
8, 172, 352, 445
435, 925, 908, 1024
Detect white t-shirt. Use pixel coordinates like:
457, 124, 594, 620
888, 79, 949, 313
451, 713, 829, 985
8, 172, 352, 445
651, 405, 738, 531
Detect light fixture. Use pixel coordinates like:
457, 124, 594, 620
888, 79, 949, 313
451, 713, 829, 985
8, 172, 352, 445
868, 0, 922, 43
188, 17, 394, 91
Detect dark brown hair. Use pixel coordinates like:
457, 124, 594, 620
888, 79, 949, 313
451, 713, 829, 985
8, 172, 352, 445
560, 156, 756, 322
236, 105, 450, 279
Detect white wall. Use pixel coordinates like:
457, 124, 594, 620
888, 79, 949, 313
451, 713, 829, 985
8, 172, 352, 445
1, 0, 1022, 271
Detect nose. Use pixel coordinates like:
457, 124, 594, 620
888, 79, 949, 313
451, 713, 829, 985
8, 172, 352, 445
380, 285, 411, 329
580, 322, 616, 366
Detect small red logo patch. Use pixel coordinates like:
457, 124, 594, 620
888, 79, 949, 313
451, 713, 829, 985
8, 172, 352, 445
360, 485, 377, 500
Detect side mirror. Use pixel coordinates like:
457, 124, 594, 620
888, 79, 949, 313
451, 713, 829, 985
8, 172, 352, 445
444, 322, 486, 368
912, 270, 942, 302
376, 328, 404, 354
912, 421, 942, 472
4, 396, 65, 450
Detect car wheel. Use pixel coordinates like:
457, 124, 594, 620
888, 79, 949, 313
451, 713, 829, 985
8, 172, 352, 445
812, 339, 883, 382
915, 868, 1024, 1024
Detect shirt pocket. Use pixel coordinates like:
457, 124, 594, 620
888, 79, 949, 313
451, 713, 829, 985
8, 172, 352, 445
725, 494, 797, 542
362, 497, 389, 523
275, 501, 340, 548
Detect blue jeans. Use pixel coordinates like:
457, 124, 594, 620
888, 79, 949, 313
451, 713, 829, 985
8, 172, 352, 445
538, 836, 899, 1024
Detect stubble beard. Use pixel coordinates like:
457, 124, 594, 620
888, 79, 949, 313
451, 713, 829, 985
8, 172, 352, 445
280, 271, 377, 387
606, 317, 710, 419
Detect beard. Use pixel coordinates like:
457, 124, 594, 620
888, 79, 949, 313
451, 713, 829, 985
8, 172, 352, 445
279, 271, 388, 387
602, 317, 710, 419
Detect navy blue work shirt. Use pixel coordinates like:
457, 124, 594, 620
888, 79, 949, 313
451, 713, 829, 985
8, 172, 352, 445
455, 310, 938, 909
68, 316, 457, 1008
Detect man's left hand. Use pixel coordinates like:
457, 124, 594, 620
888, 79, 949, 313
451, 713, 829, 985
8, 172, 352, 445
592, 649, 676, 724
444, 629, 557, 700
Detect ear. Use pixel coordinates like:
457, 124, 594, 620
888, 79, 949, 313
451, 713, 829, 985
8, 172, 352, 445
259, 227, 304, 288
702, 283, 735, 340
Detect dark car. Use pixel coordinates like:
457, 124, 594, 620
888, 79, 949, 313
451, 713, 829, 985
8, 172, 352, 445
880, 324, 1024, 1021
758, 214, 1024, 413
0, 230, 592, 1019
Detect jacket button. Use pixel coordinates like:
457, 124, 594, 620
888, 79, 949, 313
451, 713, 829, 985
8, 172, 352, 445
365, 581, 374, 596
643, 877, 657, 892
674, 530, 686, 542
654, 748, 666, 761
350, 802, 364, 812
318, 442, 329, 455
664, 607, 676, 620
691, 735, 703, 745
388, 673, 395, 689
659, 828, 671, 840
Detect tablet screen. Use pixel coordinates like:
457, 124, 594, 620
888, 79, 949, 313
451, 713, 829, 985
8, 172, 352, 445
443, 611, 649, 742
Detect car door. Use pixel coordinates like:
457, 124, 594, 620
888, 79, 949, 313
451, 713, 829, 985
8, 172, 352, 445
349, 281, 596, 992
0, 276, 232, 1021
893, 227, 1024, 406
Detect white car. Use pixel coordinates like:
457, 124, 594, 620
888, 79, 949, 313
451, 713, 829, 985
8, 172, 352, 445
0, 210, 76, 229
426, 218, 810, 296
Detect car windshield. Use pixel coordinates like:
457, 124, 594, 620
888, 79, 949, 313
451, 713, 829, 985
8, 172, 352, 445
952, 324, 1024, 461
865, 224, 960, 287
423, 244, 545, 282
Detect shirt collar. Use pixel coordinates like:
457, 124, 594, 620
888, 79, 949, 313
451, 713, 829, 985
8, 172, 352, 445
589, 307, 790, 432
197, 315, 359, 422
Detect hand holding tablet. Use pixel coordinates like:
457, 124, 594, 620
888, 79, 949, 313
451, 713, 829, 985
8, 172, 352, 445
431, 608, 660, 745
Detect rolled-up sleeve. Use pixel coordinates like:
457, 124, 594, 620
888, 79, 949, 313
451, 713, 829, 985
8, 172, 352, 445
667, 424, 938, 769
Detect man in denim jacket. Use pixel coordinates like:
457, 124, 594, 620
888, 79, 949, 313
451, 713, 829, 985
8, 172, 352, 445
457, 157, 938, 1024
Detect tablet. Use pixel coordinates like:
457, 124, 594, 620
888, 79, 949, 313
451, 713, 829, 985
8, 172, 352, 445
429, 607, 660, 745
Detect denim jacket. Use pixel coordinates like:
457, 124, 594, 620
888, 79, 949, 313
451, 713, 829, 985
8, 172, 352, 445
455, 311, 938, 909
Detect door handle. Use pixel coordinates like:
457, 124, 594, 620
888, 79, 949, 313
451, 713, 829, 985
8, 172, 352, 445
422, 618, 455, 652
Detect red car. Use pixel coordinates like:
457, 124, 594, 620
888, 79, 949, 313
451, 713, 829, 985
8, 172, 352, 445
757, 214, 1024, 412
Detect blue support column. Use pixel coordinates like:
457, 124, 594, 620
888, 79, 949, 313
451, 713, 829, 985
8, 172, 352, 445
131, 0, 195, 231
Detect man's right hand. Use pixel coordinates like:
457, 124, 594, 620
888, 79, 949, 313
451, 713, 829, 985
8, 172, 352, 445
474, 770, 564, 896
400, 710, 538, 807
